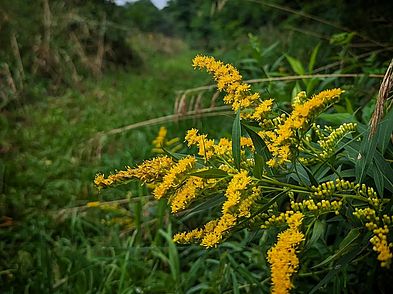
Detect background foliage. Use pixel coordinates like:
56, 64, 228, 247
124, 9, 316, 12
1, 0, 392, 293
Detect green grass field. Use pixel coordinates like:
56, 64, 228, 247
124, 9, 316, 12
1, 49, 260, 293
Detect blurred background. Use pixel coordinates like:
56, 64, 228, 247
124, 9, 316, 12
1, 0, 392, 293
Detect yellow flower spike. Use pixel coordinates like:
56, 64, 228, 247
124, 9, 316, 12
268, 212, 304, 294
264, 88, 344, 167
153, 156, 196, 199
200, 213, 237, 248
170, 176, 204, 213
152, 126, 167, 149
223, 170, 251, 214
87, 201, 100, 208
192, 55, 260, 111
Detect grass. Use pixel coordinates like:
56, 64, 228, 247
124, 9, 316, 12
1, 48, 251, 293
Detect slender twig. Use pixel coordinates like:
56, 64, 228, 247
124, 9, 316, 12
55, 196, 153, 218
93, 106, 232, 138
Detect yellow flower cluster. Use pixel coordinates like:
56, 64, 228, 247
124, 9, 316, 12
94, 170, 134, 189
310, 123, 357, 161
299, 123, 357, 165
193, 55, 260, 111
247, 99, 274, 121
312, 180, 380, 207
86, 201, 133, 229
170, 176, 204, 213
200, 213, 238, 247
152, 126, 167, 149
173, 213, 238, 248
292, 91, 307, 106
94, 156, 174, 188
267, 212, 304, 294
291, 199, 342, 215
185, 128, 255, 160
261, 114, 287, 129
152, 127, 182, 154
174, 170, 260, 248
185, 128, 215, 159
153, 156, 196, 199
223, 170, 252, 214
263, 88, 344, 167
318, 123, 357, 151
370, 226, 393, 268
353, 207, 393, 267
173, 220, 215, 244
238, 187, 261, 218
262, 210, 299, 229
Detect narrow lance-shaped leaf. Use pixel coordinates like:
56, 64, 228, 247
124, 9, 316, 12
242, 123, 272, 175
190, 168, 228, 179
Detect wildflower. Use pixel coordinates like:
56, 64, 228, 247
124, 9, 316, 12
173, 219, 218, 244
265, 88, 344, 167
214, 137, 232, 156
152, 126, 167, 149
238, 187, 261, 218
318, 123, 357, 151
173, 228, 204, 244
249, 99, 274, 121
267, 212, 304, 294
185, 128, 215, 159
170, 176, 204, 213
201, 213, 237, 247
354, 208, 393, 268
87, 201, 100, 208
240, 137, 254, 150
94, 169, 134, 188
94, 156, 174, 189
292, 91, 307, 106
370, 231, 393, 268
223, 170, 251, 214
193, 55, 260, 111
153, 156, 196, 199
290, 199, 342, 215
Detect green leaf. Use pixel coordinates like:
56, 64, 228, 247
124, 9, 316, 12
319, 113, 357, 125
159, 227, 180, 284
162, 145, 187, 161
308, 43, 321, 73
232, 109, 241, 171
242, 123, 272, 175
189, 168, 228, 178
376, 106, 393, 154
300, 162, 319, 187
309, 270, 337, 294
230, 269, 240, 294
242, 123, 271, 160
307, 220, 326, 248
345, 97, 354, 114
373, 152, 393, 192
355, 129, 378, 183
312, 228, 361, 269
253, 153, 264, 179
285, 54, 305, 75
179, 195, 224, 222
372, 162, 384, 196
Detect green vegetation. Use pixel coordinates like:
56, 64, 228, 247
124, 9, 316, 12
1, 0, 393, 293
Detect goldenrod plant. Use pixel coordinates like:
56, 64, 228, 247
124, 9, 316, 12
95, 55, 393, 293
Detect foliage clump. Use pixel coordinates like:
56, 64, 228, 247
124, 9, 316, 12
95, 55, 393, 292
